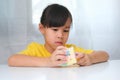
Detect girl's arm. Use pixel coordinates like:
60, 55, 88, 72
8, 46, 68, 67
8, 54, 51, 67
89, 51, 109, 64
8, 47, 67, 67
76, 51, 109, 66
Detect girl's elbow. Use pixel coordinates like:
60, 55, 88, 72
8, 55, 17, 66
102, 51, 109, 61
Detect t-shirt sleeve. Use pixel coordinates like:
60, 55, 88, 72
71, 44, 94, 54
18, 42, 38, 56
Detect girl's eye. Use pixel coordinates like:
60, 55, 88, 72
52, 29, 58, 31
64, 30, 69, 32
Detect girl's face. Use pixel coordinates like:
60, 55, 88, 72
39, 18, 72, 53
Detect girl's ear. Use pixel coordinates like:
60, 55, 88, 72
39, 23, 45, 34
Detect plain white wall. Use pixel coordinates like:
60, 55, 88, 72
0, 0, 32, 64
0, 0, 120, 64
72, 0, 120, 60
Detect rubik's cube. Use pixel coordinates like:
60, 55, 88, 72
61, 47, 77, 66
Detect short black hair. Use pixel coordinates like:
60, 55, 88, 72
40, 4, 72, 27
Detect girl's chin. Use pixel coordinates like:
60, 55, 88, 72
55, 45, 65, 49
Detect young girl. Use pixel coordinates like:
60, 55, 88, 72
8, 4, 109, 67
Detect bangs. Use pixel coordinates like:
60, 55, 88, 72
40, 4, 72, 27
46, 7, 71, 27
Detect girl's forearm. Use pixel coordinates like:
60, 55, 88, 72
89, 51, 109, 64
8, 54, 50, 67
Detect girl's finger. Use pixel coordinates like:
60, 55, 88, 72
55, 55, 67, 61
56, 46, 67, 50
55, 50, 66, 55
75, 53, 84, 59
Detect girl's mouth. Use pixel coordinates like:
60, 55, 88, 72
55, 42, 63, 45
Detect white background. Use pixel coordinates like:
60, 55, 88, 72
0, 0, 120, 64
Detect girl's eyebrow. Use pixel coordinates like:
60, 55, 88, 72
65, 26, 70, 28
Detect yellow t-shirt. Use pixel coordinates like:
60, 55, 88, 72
19, 42, 93, 57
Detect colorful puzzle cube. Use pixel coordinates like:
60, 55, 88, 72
61, 47, 77, 66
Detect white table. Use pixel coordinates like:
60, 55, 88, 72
0, 60, 120, 80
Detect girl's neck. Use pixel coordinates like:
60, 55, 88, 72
44, 44, 54, 54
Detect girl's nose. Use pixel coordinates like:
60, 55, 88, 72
57, 31, 63, 39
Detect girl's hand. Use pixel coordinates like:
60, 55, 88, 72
49, 46, 67, 67
76, 53, 92, 66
